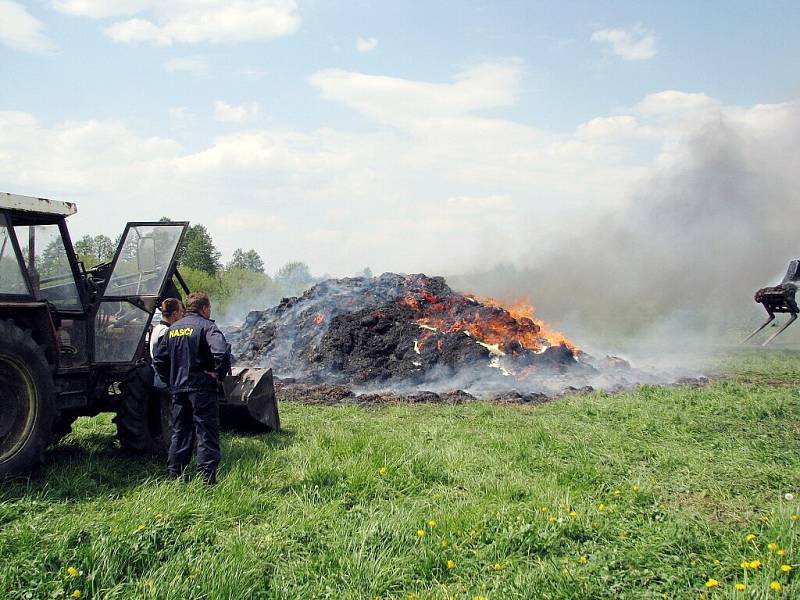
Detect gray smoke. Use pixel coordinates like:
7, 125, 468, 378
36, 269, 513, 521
452, 101, 800, 355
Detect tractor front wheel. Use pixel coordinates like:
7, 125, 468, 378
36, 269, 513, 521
0, 320, 56, 478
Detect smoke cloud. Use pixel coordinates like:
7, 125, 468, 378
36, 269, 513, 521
452, 101, 800, 353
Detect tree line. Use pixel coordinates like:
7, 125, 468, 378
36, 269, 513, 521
74, 221, 318, 320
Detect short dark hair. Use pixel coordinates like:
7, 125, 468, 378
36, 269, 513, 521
185, 291, 211, 313
161, 298, 183, 317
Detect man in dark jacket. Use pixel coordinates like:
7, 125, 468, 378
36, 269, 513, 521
153, 291, 231, 484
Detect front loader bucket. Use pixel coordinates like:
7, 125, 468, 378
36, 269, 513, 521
221, 367, 280, 432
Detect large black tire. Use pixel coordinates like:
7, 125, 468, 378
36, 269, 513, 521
0, 320, 56, 478
114, 364, 170, 455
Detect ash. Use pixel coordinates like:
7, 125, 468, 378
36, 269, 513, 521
228, 273, 704, 404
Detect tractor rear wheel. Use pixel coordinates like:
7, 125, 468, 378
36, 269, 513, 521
114, 364, 170, 455
0, 320, 56, 478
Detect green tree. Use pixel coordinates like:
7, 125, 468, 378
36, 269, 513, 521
74, 234, 115, 267
179, 224, 222, 275
180, 266, 226, 303
275, 261, 313, 296
227, 248, 265, 273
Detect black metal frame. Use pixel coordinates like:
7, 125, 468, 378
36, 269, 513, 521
92, 221, 189, 365
0, 211, 189, 371
0, 212, 35, 300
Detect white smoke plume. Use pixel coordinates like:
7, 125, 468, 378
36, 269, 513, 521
452, 100, 800, 355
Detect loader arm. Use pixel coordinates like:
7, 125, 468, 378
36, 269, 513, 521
745, 260, 800, 346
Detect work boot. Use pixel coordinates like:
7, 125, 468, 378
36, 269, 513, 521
200, 470, 217, 486
167, 469, 189, 482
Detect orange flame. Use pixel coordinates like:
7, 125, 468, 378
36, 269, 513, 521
404, 292, 577, 354
478, 296, 577, 352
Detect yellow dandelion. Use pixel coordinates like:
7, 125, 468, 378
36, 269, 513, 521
569, 510, 578, 518
741, 561, 750, 570
735, 583, 746, 591
540, 506, 548, 513
597, 504, 606, 512
416, 529, 426, 538
632, 484, 640, 493
447, 559, 456, 570
378, 467, 387, 476
613, 489, 621, 496
770, 581, 781, 592
760, 516, 770, 523
578, 555, 588, 564
777, 549, 786, 557
749, 559, 762, 569
473, 596, 487, 600
407, 593, 419, 600
493, 563, 503, 572
548, 516, 557, 523
768, 542, 779, 551
71, 591, 81, 599
745, 533, 756, 542
428, 519, 437, 529
440, 539, 449, 548
562, 568, 569, 576
791, 514, 799, 522
67, 566, 78, 577
705, 578, 719, 589
781, 564, 793, 572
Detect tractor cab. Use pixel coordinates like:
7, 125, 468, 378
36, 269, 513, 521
0, 192, 187, 369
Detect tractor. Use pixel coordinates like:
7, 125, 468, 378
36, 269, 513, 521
0, 192, 279, 478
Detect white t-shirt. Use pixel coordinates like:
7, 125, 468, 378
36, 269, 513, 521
150, 322, 169, 359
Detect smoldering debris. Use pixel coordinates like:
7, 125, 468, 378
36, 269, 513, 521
228, 272, 705, 403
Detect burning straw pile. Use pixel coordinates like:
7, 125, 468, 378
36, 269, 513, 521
229, 273, 693, 404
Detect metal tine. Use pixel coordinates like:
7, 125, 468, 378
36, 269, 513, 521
742, 314, 775, 343
762, 313, 798, 346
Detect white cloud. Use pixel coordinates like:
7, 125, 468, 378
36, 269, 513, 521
304, 228, 345, 244
591, 24, 656, 61
0, 111, 181, 194
309, 61, 522, 125
445, 195, 512, 214
216, 209, 280, 232
633, 91, 718, 115
0, 1, 56, 53
86, 0, 301, 44
105, 17, 166, 43
165, 56, 208, 74
213, 101, 261, 124
50, 0, 153, 19
356, 36, 377, 53
1, 61, 796, 278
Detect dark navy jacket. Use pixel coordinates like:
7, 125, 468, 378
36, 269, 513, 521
153, 311, 231, 393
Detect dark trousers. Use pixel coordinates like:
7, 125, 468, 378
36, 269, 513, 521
168, 390, 221, 482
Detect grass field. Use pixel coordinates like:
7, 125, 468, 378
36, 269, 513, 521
3, 350, 800, 599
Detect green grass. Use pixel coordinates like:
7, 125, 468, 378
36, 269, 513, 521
3, 350, 800, 599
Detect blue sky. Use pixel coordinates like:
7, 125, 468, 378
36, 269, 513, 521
1, 0, 799, 277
